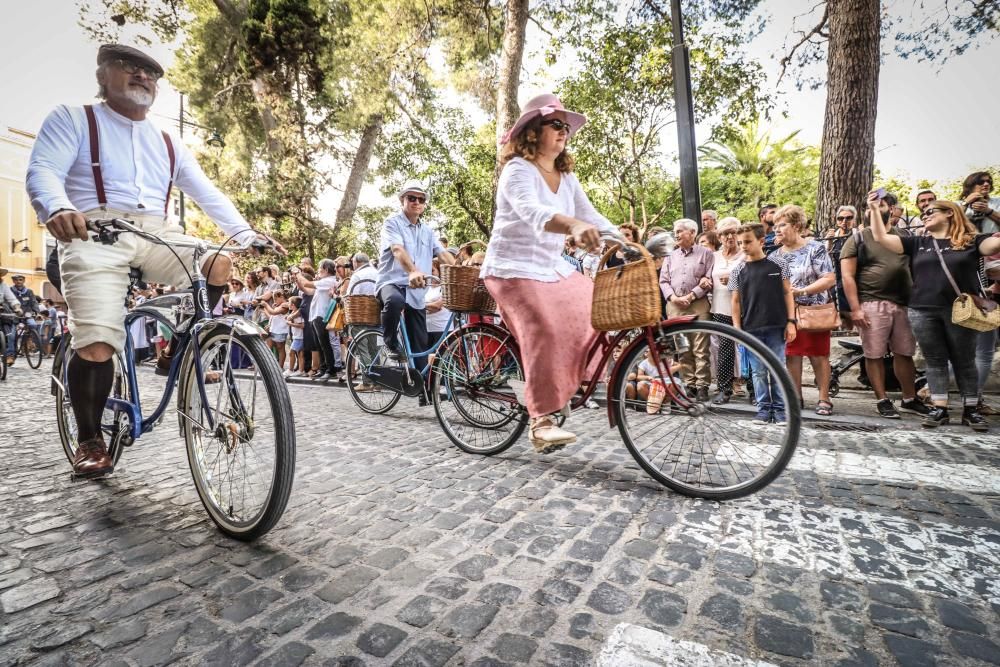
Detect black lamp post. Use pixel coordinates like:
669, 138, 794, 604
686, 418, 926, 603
670, 0, 703, 228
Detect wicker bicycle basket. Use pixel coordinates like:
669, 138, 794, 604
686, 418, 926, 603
441, 241, 497, 313
591, 241, 661, 331
343, 279, 380, 327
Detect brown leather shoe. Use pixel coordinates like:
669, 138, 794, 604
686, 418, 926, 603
72, 436, 114, 478
155, 353, 172, 376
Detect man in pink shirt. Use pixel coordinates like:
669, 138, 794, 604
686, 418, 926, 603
660, 218, 716, 401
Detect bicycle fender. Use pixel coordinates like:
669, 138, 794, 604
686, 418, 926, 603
196, 316, 266, 338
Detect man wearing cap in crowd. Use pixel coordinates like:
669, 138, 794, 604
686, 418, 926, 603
25, 43, 283, 478
375, 180, 456, 371
0, 268, 24, 365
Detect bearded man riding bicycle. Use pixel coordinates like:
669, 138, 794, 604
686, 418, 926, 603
26, 44, 281, 478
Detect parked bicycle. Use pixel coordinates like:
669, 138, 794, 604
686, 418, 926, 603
428, 237, 802, 500
51, 218, 296, 540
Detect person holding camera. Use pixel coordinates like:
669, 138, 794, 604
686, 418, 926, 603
868, 192, 1000, 431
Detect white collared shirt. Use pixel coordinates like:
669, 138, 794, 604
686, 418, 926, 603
481, 157, 615, 282
26, 102, 253, 242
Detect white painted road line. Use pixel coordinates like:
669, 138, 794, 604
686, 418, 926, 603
598, 624, 778, 667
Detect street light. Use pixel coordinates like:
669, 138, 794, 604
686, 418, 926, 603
10, 238, 30, 254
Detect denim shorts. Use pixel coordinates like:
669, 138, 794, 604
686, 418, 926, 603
270, 333, 289, 343
290, 338, 303, 352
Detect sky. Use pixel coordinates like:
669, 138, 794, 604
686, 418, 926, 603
2, 0, 998, 218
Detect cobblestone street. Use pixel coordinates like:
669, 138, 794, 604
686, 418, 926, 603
1, 361, 998, 666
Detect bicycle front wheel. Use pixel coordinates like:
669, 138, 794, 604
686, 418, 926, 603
614, 322, 800, 500
345, 329, 402, 414
21, 327, 44, 369
178, 324, 295, 541
431, 324, 528, 455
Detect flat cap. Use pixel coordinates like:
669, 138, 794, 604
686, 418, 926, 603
98, 44, 164, 77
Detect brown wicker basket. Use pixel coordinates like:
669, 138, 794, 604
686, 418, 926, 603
441, 241, 495, 313
591, 241, 661, 331
343, 279, 380, 327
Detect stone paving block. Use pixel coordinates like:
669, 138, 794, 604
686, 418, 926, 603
438, 602, 499, 639
29, 622, 93, 651
392, 637, 460, 667
260, 596, 329, 636
451, 554, 498, 581
754, 614, 814, 659
0, 577, 61, 613
638, 589, 687, 628
247, 553, 299, 579
315, 565, 380, 603
219, 586, 283, 622
89, 619, 149, 650
882, 633, 939, 667
397, 594, 447, 628
357, 622, 408, 657
586, 582, 632, 615
127, 622, 188, 667
255, 641, 315, 667
491, 632, 538, 663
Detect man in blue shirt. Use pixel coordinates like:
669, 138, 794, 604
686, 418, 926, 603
759, 203, 778, 255
376, 181, 455, 369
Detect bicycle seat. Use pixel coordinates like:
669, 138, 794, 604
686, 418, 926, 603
837, 339, 863, 352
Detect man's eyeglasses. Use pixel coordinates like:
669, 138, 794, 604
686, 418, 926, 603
112, 59, 161, 81
836, 216, 855, 221
719, 230, 737, 236
541, 119, 572, 132
405, 195, 426, 204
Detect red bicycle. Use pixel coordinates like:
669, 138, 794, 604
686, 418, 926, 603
429, 302, 801, 500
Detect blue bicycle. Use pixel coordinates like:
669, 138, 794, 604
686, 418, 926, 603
51, 218, 295, 540
344, 276, 465, 414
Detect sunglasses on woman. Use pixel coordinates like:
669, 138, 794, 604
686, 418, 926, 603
541, 119, 572, 132
921, 207, 941, 218
405, 195, 426, 204
836, 215, 854, 221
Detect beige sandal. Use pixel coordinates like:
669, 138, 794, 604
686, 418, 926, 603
529, 416, 577, 454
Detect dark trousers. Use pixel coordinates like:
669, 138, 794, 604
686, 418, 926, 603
311, 317, 335, 374
908, 307, 979, 401
379, 284, 428, 372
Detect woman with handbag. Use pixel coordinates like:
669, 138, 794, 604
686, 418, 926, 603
869, 194, 1000, 430
773, 205, 837, 416
480, 92, 618, 453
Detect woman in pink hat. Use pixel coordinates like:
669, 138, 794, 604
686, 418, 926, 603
480, 92, 618, 453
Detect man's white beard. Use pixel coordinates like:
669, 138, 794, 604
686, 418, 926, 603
124, 87, 154, 108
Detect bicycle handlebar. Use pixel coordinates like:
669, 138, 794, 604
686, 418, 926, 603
86, 218, 276, 255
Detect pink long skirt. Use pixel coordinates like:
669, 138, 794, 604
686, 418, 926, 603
485, 272, 603, 417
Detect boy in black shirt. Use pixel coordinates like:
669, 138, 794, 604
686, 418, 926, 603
730, 223, 798, 423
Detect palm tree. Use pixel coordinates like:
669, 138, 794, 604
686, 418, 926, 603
698, 119, 804, 179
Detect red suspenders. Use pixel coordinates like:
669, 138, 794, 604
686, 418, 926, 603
83, 104, 176, 214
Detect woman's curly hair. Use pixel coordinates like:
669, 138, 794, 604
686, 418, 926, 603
500, 115, 575, 173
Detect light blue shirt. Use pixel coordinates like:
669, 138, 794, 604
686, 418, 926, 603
376, 211, 445, 309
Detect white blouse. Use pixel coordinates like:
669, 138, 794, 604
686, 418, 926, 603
481, 157, 615, 282
710, 249, 744, 316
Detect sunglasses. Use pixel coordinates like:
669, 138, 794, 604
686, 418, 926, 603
541, 119, 572, 132
921, 207, 941, 218
836, 216, 855, 221
978, 180, 993, 187
405, 195, 426, 204
112, 59, 161, 81
719, 230, 737, 236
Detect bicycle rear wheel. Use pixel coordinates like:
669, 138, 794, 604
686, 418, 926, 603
178, 324, 296, 541
614, 322, 800, 500
431, 324, 527, 455
345, 329, 403, 414
53, 333, 131, 467
21, 327, 44, 369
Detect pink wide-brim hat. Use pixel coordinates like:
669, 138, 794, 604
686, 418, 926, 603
499, 93, 587, 146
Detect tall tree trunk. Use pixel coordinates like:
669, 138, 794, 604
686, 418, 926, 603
332, 115, 384, 254
489, 0, 530, 229
815, 0, 880, 234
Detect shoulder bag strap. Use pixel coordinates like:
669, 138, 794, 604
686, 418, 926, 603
931, 238, 965, 298
161, 132, 176, 215
83, 105, 107, 207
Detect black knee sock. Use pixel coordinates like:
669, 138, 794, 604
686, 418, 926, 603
207, 283, 226, 316
68, 355, 114, 442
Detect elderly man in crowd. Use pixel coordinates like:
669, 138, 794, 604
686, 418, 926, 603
701, 210, 718, 233
660, 218, 715, 401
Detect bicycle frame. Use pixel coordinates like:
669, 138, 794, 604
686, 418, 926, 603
440, 315, 698, 425
398, 311, 459, 379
